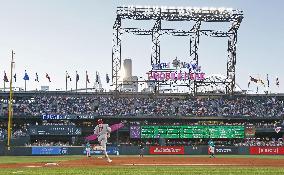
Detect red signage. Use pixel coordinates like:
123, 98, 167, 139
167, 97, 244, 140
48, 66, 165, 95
250, 146, 284, 155
149, 146, 184, 155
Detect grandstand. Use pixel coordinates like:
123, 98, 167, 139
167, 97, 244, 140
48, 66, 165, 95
0, 91, 283, 155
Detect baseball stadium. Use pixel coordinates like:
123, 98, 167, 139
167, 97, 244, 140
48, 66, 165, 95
0, 1, 284, 175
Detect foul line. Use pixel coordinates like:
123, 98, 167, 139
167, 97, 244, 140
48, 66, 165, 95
123, 163, 247, 166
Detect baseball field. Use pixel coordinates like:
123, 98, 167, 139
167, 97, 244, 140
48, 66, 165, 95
0, 155, 284, 175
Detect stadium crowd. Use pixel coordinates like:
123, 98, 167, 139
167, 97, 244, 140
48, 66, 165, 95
0, 128, 28, 140
234, 138, 284, 147
1, 95, 284, 118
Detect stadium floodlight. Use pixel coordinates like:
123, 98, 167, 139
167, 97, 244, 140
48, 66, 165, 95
112, 5, 243, 93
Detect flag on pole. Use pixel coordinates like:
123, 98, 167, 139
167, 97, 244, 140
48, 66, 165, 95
96, 72, 99, 83
106, 73, 110, 83
86, 71, 90, 83
3, 71, 9, 82
258, 79, 265, 87
23, 70, 29, 80
76, 72, 79, 82
66, 72, 72, 81
276, 77, 279, 87
13, 73, 16, 82
266, 74, 269, 87
46, 73, 51, 82
75, 71, 79, 92
250, 76, 258, 83
35, 72, 39, 82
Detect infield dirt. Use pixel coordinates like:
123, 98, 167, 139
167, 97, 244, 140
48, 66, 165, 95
0, 156, 283, 168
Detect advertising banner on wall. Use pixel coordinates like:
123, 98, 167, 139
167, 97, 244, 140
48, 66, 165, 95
32, 147, 68, 155
214, 147, 238, 154
250, 146, 284, 155
83, 147, 118, 155
149, 146, 184, 155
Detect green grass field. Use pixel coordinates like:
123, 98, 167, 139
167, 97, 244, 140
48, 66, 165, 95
0, 156, 284, 175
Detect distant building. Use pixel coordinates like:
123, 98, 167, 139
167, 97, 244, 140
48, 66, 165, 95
122, 59, 138, 92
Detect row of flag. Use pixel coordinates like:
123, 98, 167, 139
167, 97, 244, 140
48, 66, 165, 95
2, 71, 111, 84
248, 74, 280, 88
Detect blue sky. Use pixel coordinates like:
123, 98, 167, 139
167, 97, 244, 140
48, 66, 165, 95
0, 0, 283, 93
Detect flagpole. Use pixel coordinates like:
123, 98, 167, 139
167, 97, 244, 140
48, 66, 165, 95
24, 80, 26, 92
7, 50, 15, 150
65, 71, 68, 92
3, 71, 5, 92
86, 71, 87, 93
75, 71, 78, 92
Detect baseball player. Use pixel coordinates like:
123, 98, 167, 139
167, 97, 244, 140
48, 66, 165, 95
85, 141, 91, 157
94, 119, 112, 163
139, 142, 144, 158
208, 139, 215, 158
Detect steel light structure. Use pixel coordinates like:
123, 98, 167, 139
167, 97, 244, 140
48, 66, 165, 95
112, 6, 243, 94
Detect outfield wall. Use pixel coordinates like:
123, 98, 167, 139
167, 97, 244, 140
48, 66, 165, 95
2, 145, 284, 156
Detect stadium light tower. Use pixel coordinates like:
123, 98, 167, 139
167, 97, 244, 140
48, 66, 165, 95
111, 6, 243, 94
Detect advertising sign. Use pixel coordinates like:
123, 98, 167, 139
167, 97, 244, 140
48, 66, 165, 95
130, 126, 141, 138
32, 147, 68, 155
250, 146, 284, 155
245, 125, 256, 138
149, 146, 184, 155
42, 114, 94, 120
215, 147, 238, 154
146, 59, 205, 81
83, 147, 118, 155
140, 125, 244, 139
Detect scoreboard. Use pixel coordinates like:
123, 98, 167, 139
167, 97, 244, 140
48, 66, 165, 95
130, 125, 244, 139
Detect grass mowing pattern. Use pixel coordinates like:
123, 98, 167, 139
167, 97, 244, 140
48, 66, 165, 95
0, 156, 82, 164
1, 166, 284, 175
1, 155, 284, 164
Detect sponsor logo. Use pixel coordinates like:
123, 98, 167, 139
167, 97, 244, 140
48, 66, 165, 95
32, 147, 68, 155
250, 147, 284, 155
216, 148, 232, 153
149, 146, 184, 155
